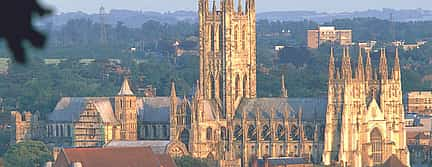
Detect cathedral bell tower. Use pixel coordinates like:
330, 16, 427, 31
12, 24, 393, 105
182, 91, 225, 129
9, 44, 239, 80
199, 0, 257, 119
115, 78, 138, 140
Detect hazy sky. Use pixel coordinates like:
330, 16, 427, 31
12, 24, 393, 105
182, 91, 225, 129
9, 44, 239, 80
41, 0, 430, 14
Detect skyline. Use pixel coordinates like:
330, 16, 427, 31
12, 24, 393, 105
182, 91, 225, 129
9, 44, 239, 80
41, 0, 430, 14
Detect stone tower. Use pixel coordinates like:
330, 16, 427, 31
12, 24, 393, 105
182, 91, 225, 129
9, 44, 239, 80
323, 48, 410, 167
115, 78, 137, 140
199, 0, 257, 119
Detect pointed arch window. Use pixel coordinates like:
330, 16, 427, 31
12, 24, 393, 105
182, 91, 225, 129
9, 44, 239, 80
211, 25, 215, 52
243, 74, 248, 97
234, 25, 238, 50
248, 125, 257, 141
206, 127, 212, 140
371, 128, 383, 166
242, 25, 246, 49
235, 75, 240, 99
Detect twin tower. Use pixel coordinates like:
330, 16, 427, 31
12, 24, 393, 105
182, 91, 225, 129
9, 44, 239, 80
323, 48, 410, 166
199, 0, 257, 119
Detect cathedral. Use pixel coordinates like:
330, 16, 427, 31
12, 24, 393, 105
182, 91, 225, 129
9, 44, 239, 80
166, 0, 325, 166
322, 48, 410, 166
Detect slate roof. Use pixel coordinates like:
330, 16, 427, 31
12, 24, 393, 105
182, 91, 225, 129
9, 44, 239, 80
235, 98, 293, 120
58, 147, 165, 167
105, 140, 170, 154
235, 97, 327, 121
48, 97, 118, 124
138, 97, 180, 123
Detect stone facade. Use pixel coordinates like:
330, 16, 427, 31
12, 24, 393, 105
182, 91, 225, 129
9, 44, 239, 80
307, 26, 352, 48
166, 1, 325, 167
322, 48, 410, 166
407, 91, 432, 115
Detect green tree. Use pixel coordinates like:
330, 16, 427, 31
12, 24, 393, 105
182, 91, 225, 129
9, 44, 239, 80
3, 140, 52, 167
174, 156, 216, 167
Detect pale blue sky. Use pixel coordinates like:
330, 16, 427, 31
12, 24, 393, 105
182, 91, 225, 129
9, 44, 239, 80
41, 0, 430, 14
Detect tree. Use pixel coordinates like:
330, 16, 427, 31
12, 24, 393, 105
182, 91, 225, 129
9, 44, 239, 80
3, 140, 52, 167
174, 156, 216, 167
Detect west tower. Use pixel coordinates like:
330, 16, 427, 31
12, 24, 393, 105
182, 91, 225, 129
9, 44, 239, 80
199, 0, 257, 119
115, 78, 138, 140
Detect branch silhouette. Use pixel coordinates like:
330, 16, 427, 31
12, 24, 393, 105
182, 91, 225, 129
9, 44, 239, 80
0, 0, 51, 64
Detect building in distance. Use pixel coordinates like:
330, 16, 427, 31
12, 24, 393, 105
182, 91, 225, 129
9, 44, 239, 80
307, 26, 352, 48
408, 91, 432, 115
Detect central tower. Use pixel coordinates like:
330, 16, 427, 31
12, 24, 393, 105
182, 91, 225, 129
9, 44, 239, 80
199, 0, 257, 119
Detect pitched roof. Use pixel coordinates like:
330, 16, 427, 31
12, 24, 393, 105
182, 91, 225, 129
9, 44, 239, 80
156, 154, 177, 167
48, 97, 118, 124
60, 147, 163, 167
118, 78, 134, 96
234, 97, 327, 121
383, 154, 407, 167
137, 97, 181, 123
104, 140, 170, 154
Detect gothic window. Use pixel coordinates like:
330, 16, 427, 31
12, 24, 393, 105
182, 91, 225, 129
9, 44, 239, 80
291, 125, 299, 140
152, 125, 157, 137
206, 127, 212, 140
211, 74, 216, 99
219, 74, 223, 100
242, 26, 246, 49
248, 125, 257, 141
234, 125, 243, 141
67, 125, 71, 137
55, 124, 59, 137
211, 25, 215, 52
243, 74, 248, 97
145, 126, 149, 137
277, 124, 285, 140
235, 74, 240, 99
180, 130, 189, 148
219, 25, 223, 52
120, 99, 123, 108
262, 124, 271, 141
371, 128, 383, 166
221, 127, 228, 141
234, 25, 238, 50
163, 125, 168, 137
60, 125, 64, 137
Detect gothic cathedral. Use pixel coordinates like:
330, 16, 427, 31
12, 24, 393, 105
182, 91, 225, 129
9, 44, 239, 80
322, 48, 410, 166
167, 0, 325, 167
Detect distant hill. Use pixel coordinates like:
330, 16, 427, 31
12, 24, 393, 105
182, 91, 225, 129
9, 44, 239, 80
41, 8, 432, 28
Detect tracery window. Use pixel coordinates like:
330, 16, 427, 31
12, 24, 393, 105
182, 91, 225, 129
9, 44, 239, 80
206, 127, 212, 140
371, 128, 383, 166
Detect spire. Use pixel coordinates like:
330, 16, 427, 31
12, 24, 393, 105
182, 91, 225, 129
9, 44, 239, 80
393, 47, 401, 81
194, 80, 201, 100
238, 0, 243, 14
314, 124, 319, 142
356, 47, 364, 81
170, 81, 177, 98
365, 49, 373, 81
118, 78, 134, 96
336, 68, 341, 80
212, 0, 217, 14
226, 0, 234, 12
329, 48, 335, 80
379, 48, 388, 81
280, 74, 288, 98
341, 47, 352, 81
